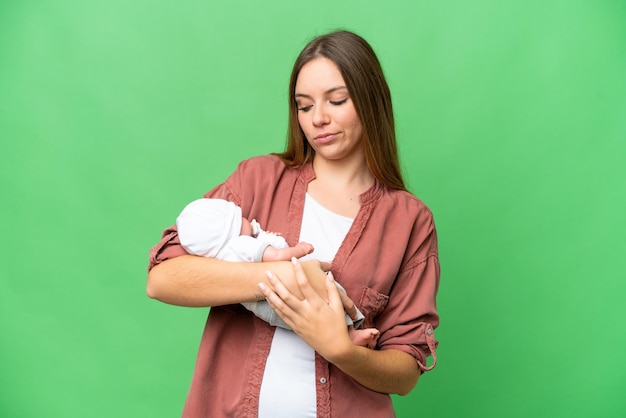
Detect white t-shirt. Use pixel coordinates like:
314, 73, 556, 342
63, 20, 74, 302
258, 193, 354, 418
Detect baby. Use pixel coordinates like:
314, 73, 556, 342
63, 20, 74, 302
176, 198, 379, 347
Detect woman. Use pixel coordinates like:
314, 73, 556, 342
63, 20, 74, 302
147, 30, 440, 417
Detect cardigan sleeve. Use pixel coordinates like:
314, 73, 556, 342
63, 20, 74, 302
375, 211, 440, 372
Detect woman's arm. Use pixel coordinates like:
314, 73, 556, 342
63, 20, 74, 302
332, 345, 419, 395
260, 260, 420, 395
147, 255, 272, 307
324, 334, 419, 395
147, 255, 330, 307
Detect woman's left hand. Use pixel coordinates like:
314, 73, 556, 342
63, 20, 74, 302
259, 258, 355, 363
260, 258, 421, 395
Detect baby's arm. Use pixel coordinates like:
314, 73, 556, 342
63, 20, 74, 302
261, 242, 314, 262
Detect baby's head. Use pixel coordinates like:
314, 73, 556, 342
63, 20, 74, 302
176, 198, 245, 258
240, 217, 260, 238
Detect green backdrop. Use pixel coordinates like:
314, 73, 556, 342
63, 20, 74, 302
1, 1, 625, 417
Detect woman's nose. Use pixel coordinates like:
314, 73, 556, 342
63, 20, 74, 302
312, 105, 330, 126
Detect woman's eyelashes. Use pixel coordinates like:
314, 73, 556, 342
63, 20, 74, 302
330, 98, 348, 106
297, 104, 313, 112
297, 98, 348, 112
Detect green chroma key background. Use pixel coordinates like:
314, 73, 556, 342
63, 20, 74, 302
1, 1, 624, 416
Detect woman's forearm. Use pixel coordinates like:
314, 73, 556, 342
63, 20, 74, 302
147, 255, 285, 307
330, 345, 420, 395
146, 255, 329, 307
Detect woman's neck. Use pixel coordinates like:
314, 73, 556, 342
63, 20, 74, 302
308, 155, 375, 218
314, 147, 373, 182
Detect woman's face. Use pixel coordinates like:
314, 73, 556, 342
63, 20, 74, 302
294, 57, 364, 164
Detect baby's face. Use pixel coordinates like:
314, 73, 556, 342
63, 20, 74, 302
240, 217, 253, 236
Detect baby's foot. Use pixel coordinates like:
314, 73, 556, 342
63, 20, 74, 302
294, 241, 314, 257
349, 327, 380, 349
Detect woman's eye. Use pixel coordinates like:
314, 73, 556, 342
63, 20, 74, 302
330, 98, 348, 106
297, 105, 313, 112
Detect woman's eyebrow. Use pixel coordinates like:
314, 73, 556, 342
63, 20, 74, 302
295, 86, 348, 99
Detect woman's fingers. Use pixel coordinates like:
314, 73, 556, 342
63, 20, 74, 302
259, 271, 297, 326
291, 257, 317, 300
335, 278, 358, 320
261, 261, 355, 360
275, 259, 358, 320
325, 272, 343, 309
266, 269, 298, 301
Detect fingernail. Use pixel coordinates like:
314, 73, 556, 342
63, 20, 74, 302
327, 271, 334, 282
266, 271, 273, 279
291, 257, 298, 265
258, 283, 267, 291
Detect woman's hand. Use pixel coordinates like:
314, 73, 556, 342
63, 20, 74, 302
272, 259, 359, 320
274, 259, 331, 301
259, 257, 420, 395
259, 258, 356, 363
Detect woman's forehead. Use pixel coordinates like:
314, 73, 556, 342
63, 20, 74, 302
295, 57, 346, 94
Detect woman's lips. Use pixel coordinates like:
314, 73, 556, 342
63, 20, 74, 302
315, 132, 338, 144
